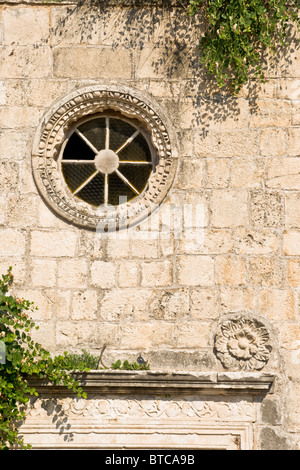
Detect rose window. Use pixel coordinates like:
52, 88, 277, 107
60, 115, 157, 207
32, 85, 176, 230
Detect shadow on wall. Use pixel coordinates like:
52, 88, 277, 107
48, 0, 299, 133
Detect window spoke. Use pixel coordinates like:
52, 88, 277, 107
73, 169, 99, 195
104, 173, 109, 206
105, 117, 110, 150
75, 129, 99, 154
62, 160, 95, 164
116, 129, 140, 155
118, 161, 152, 165
115, 169, 140, 195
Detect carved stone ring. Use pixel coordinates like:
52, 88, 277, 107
32, 84, 178, 231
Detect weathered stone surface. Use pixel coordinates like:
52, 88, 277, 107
1, 0, 300, 450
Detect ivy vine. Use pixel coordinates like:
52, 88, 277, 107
187, 0, 300, 93
0, 268, 88, 450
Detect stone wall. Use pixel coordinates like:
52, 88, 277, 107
0, 0, 300, 449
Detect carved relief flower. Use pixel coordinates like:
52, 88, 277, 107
214, 317, 272, 370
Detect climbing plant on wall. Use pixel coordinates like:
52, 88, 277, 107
0, 268, 88, 450
186, 0, 300, 93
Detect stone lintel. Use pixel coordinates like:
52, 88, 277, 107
29, 370, 275, 396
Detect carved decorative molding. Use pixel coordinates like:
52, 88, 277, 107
32, 84, 177, 230
19, 371, 274, 450
214, 317, 272, 371
29, 370, 275, 395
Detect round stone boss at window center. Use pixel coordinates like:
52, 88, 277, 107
32, 85, 178, 231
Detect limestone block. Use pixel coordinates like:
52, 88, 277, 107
176, 321, 211, 348
201, 98, 249, 131
178, 227, 211, 255
250, 191, 284, 227
194, 130, 258, 158
7, 194, 40, 227
45, 290, 71, 319
234, 228, 279, 254
0, 229, 26, 256
100, 288, 152, 322
277, 79, 300, 99
106, 237, 131, 259
283, 230, 300, 255
205, 158, 230, 188
177, 159, 203, 189
285, 192, 300, 228
118, 261, 140, 287
51, 5, 99, 45
190, 288, 220, 319
3, 7, 50, 45
0, 46, 51, 79
210, 190, 248, 228
135, 46, 197, 80
215, 256, 246, 286
149, 288, 190, 320
17, 289, 53, 320
30, 258, 57, 288
29, 320, 56, 351
219, 287, 256, 313
0, 161, 19, 192
288, 128, 300, 156
249, 99, 291, 128
30, 230, 78, 257
26, 79, 72, 108
248, 256, 283, 287
0, 81, 5, 105
231, 158, 263, 189
37, 200, 71, 229
0, 258, 27, 286
291, 102, 300, 126
200, 229, 233, 254
0, 105, 41, 129
260, 128, 286, 156
150, 323, 176, 347
258, 288, 296, 321
57, 259, 88, 289
141, 260, 173, 287
91, 260, 116, 288
56, 321, 118, 349
130, 239, 159, 259
0, 130, 29, 160
0, 79, 26, 106
288, 261, 300, 287
71, 290, 98, 320
53, 47, 132, 79
119, 323, 155, 349
177, 255, 214, 287
266, 158, 300, 190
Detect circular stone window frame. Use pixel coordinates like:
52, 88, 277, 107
32, 84, 178, 231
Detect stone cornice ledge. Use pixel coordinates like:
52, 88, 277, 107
30, 370, 275, 396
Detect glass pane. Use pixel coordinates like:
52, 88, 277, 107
76, 172, 105, 207
63, 133, 95, 161
61, 163, 95, 193
118, 133, 152, 162
118, 165, 152, 193
78, 118, 106, 152
109, 118, 137, 152
108, 172, 135, 206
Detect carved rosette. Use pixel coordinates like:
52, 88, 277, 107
214, 317, 272, 371
32, 84, 177, 230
